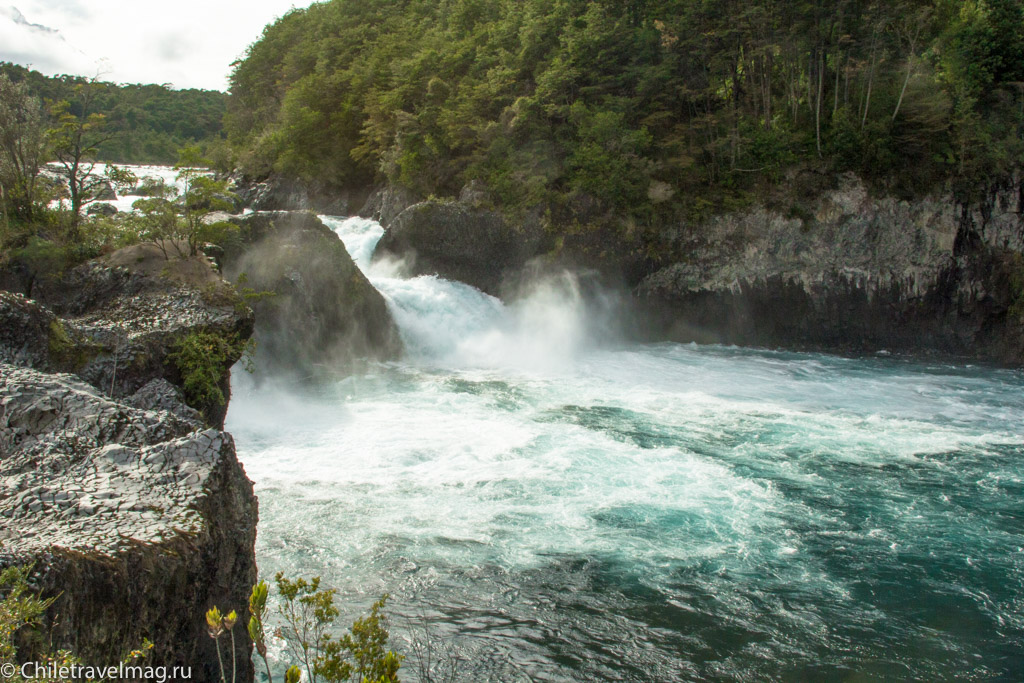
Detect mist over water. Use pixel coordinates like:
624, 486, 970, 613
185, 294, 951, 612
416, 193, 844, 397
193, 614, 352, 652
227, 217, 1024, 681
322, 216, 610, 371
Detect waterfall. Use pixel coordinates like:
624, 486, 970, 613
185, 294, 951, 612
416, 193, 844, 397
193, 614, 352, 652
321, 215, 594, 371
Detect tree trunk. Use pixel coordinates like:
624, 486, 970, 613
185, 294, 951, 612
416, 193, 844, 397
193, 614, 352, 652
892, 53, 914, 122
861, 55, 875, 130
833, 50, 841, 117
69, 158, 81, 234
815, 51, 824, 157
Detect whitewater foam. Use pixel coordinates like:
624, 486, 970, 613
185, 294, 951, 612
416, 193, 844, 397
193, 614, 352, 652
226, 215, 1024, 681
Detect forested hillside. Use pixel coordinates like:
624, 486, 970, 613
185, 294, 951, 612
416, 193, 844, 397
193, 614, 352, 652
0, 62, 226, 164
227, 0, 1024, 224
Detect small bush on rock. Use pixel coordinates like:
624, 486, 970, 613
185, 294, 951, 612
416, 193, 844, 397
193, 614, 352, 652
168, 330, 252, 418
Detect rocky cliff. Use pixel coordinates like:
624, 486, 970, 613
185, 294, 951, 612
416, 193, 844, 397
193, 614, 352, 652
637, 174, 1024, 365
0, 246, 258, 682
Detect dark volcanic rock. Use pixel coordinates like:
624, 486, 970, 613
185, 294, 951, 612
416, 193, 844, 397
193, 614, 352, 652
15, 245, 255, 428
0, 365, 257, 683
234, 176, 365, 215
358, 185, 422, 228
126, 176, 169, 197
636, 174, 1024, 364
224, 211, 402, 378
374, 199, 544, 296
128, 377, 204, 425
93, 179, 117, 201
0, 292, 56, 369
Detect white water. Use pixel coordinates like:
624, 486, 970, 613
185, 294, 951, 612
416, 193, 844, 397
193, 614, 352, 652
49, 163, 217, 213
322, 216, 601, 371
101, 163, 184, 212
227, 217, 1024, 681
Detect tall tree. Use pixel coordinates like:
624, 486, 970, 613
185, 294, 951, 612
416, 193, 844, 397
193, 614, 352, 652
48, 80, 120, 237
0, 74, 48, 224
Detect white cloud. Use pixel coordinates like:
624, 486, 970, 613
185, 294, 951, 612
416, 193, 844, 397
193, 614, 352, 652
0, 5, 98, 76
0, 1, 311, 91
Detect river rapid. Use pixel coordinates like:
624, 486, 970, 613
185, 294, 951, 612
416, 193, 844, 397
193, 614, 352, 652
226, 216, 1024, 681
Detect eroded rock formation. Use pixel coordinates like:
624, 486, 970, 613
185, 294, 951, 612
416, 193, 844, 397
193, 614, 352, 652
373, 199, 545, 297
637, 174, 1024, 364
0, 245, 258, 682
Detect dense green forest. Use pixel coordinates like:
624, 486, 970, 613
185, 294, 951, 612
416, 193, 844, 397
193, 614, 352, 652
227, 0, 1024, 224
0, 62, 226, 164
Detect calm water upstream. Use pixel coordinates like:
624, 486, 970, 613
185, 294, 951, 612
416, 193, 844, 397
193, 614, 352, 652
226, 217, 1024, 681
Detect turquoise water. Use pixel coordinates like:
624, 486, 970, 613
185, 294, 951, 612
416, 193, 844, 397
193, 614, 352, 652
226, 218, 1024, 681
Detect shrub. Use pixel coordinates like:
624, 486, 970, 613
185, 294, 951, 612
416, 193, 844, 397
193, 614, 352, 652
168, 330, 252, 417
208, 576, 403, 683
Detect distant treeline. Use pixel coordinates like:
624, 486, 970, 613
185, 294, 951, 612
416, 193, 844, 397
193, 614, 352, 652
226, 0, 1024, 224
0, 62, 227, 165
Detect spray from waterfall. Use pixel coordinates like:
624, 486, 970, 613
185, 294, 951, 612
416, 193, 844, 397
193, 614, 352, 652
321, 215, 623, 372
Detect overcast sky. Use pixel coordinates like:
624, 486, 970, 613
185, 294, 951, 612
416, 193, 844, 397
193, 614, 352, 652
0, 1, 315, 91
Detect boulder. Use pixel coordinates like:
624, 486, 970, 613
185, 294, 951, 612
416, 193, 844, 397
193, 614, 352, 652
374, 199, 544, 296
358, 184, 422, 228
233, 176, 363, 215
223, 212, 402, 378
93, 180, 117, 201
126, 176, 169, 197
86, 202, 118, 217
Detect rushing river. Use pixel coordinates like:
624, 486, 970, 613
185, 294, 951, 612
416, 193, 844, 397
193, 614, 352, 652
226, 216, 1024, 681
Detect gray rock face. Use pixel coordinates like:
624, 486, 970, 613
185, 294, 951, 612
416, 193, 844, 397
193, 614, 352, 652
358, 185, 421, 228
86, 202, 118, 217
0, 364, 256, 683
0, 292, 55, 368
19, 248, 255, 428
93, 179, 117, 201
234, 176, 364, 215
637, 174, 1024, 364
128, 378, 204, 425
0, 246, 259, 682
374, 199, 544, 296
224, 212, 402, 378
